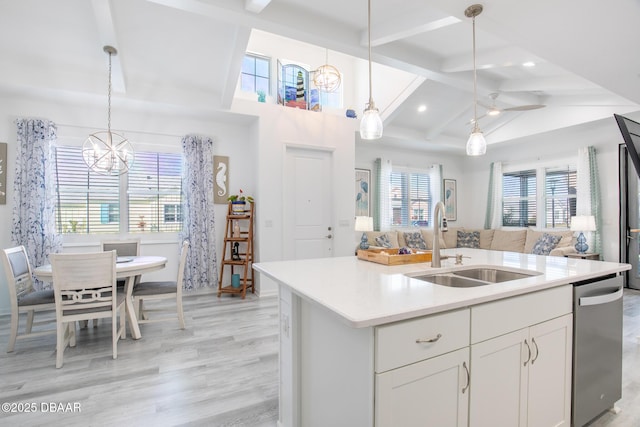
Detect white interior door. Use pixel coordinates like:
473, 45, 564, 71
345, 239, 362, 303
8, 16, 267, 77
284, 146, 333, 260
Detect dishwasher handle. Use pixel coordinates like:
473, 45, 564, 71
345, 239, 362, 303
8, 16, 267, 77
579, 287, 623, 307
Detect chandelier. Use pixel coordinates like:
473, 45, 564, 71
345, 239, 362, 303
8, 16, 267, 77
313, 49, 341, 93
83, 46, 134, 175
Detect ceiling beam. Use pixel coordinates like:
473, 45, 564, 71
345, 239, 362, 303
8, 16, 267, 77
364, 9, 460, 47
90, 0, 126, 93
245, 0, 272, 14
220, 26, 252, 109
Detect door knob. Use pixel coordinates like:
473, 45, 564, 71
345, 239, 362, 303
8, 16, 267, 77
326, 234, 332, 239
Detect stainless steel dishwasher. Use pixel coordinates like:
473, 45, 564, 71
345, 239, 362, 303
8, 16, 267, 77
572, 275, 624, 427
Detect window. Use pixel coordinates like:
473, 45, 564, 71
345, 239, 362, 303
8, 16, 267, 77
544, 168, 576, 228
54, 146, 182, 234
241, 53, 270, 94
54, 146, 120, 233
164, 204, 183, 223
389, 171, 431, 227
100, 203, 119, 224
128, 151, 183, 233
503, 170, 536, 227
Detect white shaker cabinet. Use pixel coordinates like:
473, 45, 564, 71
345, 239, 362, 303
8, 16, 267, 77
276, 281, 573, 427
470, 314, 572, 427
376, 347, 470, 427
374, 309, 471, 427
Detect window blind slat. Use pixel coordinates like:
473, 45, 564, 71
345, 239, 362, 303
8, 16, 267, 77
389, 171, 431, 228
503, 170, 536, 227
54, 146, 182, 234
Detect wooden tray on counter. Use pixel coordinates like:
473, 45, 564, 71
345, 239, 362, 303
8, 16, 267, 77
357, 248, 432, 265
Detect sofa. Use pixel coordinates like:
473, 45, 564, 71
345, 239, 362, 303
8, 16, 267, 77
361, 227, 578, 257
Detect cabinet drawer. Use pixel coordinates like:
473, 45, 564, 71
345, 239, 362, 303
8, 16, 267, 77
471, 285, 572, 344
375, 309, 470, 373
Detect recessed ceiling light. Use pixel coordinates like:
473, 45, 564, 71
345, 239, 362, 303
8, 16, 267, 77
417, 105, 427, 113
522, 61, 536, 67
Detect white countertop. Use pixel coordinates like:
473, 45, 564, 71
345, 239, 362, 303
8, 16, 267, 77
253, 248, 631, 328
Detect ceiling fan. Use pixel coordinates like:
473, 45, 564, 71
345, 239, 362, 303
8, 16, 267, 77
470, 92, 546, 123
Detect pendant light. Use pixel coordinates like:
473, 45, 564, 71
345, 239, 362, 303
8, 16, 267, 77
82, 46, 134, 175
360, 0, 383, 140
465, 4, 486, 156
313, 49, 341, 93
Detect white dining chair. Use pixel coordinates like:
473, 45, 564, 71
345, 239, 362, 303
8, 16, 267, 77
50, 250, 126, 369
1, 246, 56, 352
133, 241, 189, 329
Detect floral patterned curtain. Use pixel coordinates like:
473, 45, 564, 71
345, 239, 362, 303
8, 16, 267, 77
179, 134, 217, 290
12, 118, 63, 288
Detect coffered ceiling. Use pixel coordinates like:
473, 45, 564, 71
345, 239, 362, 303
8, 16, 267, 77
1, 0, 639, 153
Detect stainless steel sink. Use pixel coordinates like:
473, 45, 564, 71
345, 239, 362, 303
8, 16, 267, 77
452, 268, 541, 283
407, 266, 542, 288
410, 273, 489, 288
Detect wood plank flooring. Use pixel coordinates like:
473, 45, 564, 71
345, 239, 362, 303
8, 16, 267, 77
1, 288, 640, 426
0, 292, 279, 427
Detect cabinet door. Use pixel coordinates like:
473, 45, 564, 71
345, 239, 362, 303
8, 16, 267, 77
527, 314, 572, 427
376, 348, 469, 427
470, 328, 529, 427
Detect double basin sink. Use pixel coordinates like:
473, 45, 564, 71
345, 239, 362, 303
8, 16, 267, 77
406, 266, 542, 288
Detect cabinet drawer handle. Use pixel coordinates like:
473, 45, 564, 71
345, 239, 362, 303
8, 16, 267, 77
415, 333, 442, 344
524, 339, 532, 366
531, 337, 539, 364
462, 361, 470, 394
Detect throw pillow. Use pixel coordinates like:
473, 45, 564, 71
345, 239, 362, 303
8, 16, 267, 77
457, 231, 480, 248
403, 232, 428, 250
531, 233, 562, 255
375, 234, 393, 248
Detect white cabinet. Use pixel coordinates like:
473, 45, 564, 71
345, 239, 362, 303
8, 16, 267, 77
375, 309, 470, 427
376, 348, 469, 427
277, 284, 573, 427
470, 314, 573, 427
527, 315, 573, 427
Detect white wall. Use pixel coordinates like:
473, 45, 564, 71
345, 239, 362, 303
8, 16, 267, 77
242, 29, 422, 120
459, 118, 623, 262
0, 93, 258, 314
232, 99, 358, 295
355, 143, 468, 226
356, 117, 625, 263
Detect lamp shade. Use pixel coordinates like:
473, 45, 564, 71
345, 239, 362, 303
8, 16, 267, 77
570, 215, 596, 232
466, 131, 486, 156
355, 216, 374, 232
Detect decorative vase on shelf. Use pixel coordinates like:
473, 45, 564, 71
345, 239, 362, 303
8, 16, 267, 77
233, 220, 240, 238
231, 200, 246, 214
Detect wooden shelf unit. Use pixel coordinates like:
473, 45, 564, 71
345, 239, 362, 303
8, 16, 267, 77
218, 202, 255, 299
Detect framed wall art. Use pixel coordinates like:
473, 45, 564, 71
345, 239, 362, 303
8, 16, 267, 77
355, 168, 370, 217
444, 178, 457, 221
213, 155, 229, 204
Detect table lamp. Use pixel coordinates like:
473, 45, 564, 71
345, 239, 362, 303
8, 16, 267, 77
570, 215, 596, 254
355, 216, 374, 250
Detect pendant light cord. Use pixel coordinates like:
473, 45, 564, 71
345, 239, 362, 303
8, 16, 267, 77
472, 14, 478, 132
367, 0, 373, 108
107, 49, 112, 134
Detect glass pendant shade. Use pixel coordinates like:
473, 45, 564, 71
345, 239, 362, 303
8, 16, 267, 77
466, 130, 486, 156
360, 107, 383, 140
360, 0, 382, 140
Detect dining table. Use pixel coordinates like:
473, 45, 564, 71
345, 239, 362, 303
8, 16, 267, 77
34, 255, 168, 340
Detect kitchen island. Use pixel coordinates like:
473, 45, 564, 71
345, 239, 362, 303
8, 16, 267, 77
254, 248, 630, 427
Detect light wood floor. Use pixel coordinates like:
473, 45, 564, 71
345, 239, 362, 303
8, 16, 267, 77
0, 291, 279, 427
1, 289, 640, 426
